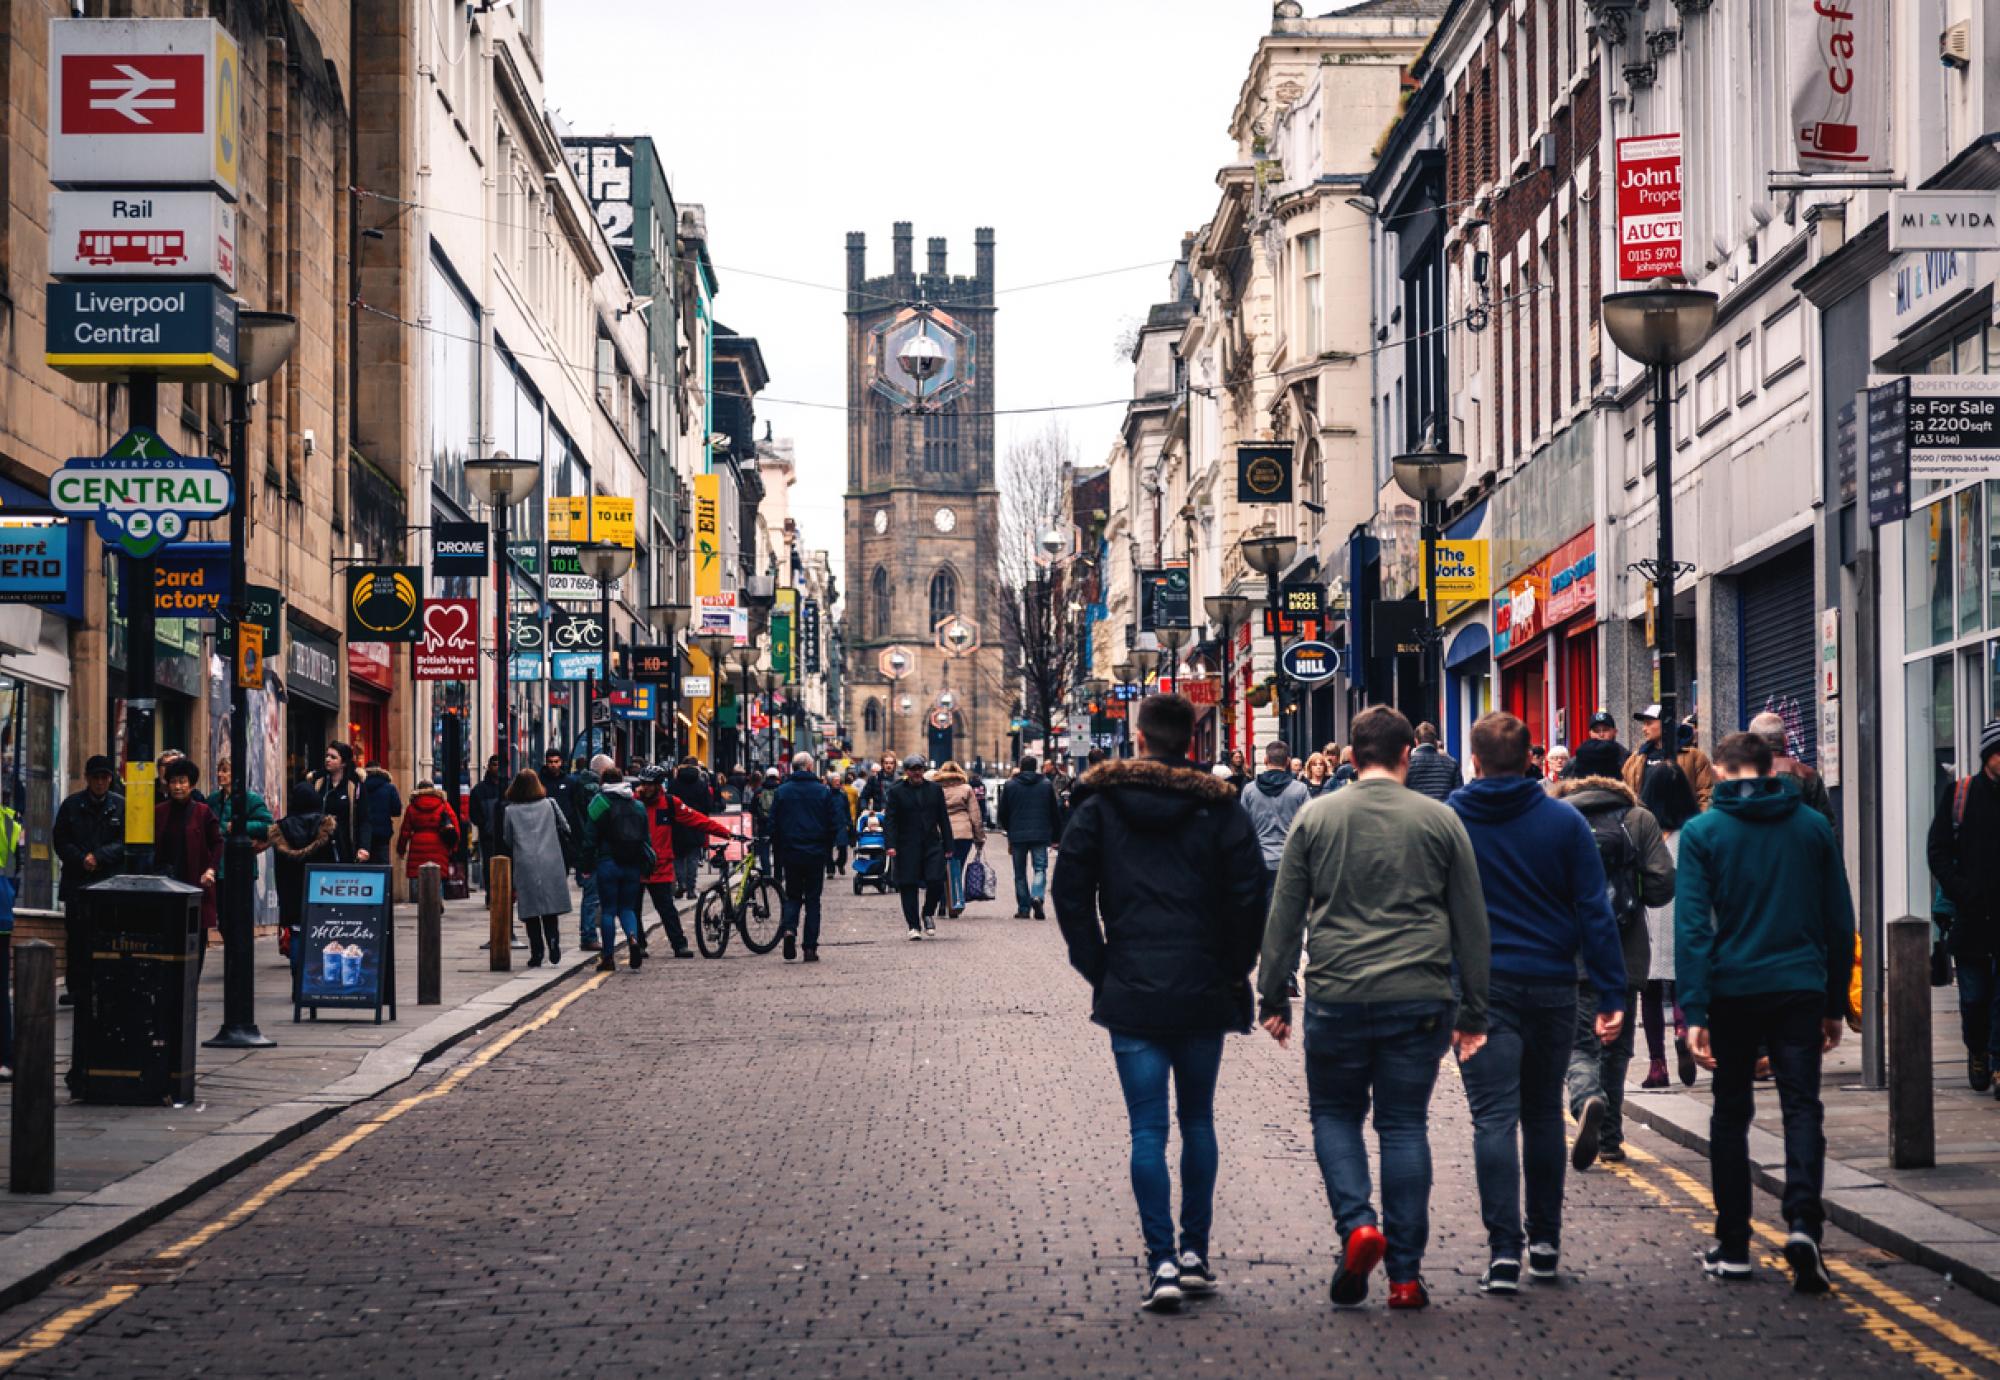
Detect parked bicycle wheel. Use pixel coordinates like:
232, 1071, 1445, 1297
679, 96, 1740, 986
694, 887, 731, 958
735, 876, 783, 953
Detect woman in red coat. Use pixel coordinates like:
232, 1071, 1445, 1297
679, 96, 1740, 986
396, 780, 461, 881
155, 756, 222, 944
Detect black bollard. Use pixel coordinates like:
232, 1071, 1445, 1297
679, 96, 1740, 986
418, 863, 442, 1005
1887, 914, 1935, 1169
11, 941, 55, 1194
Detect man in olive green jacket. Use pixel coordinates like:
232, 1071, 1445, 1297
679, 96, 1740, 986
1256, 705, 1491, 1313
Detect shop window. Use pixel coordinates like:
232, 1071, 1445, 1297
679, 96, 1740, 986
1960, 486, 1984, 638
1906, 500, 1954, 654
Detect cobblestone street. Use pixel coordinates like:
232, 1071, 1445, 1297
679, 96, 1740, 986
3, 880, 1999, 1377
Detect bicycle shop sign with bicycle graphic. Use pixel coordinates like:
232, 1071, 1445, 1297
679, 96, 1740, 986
549, 609, 607, 681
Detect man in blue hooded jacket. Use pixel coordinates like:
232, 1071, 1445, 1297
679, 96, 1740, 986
1449, 711, 1625, 1295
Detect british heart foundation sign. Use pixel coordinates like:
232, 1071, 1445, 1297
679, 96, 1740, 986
1616, 133, 1683, 281
414, 597, 478, 681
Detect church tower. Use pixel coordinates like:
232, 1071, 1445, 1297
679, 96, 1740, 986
844, 223, 1006, 767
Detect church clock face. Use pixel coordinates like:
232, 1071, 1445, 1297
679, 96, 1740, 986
873, 509, 889, 534
933, 506, 957, 533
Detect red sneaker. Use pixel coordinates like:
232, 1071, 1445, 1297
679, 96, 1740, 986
1329, 1225, 1385, 1309
1387, 1278, 1431, 1311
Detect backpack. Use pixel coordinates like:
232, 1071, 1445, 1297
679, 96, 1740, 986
1583, 802, 1646, 932
602, 795, 655, 871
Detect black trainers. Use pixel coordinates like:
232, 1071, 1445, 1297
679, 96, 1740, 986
1974, 1052, 1995, 1093
1599, 1144, 1627, 1165
1572, 1095, 1606, 1171
1031, 900, 1045, 920
1784, 1230, 1832, 1295
1329, 1225, 1385, 1309
1014, 909, 1030, 919
782, 932, 797, 962
1479, 1258, 1521, 1294
1703, 1244, 1752, 1280
1175, 1250, 1216, 1295
803, 949, 820, 963
1527, 1243, 1559, 1282
1141, 1260, 1183, 1313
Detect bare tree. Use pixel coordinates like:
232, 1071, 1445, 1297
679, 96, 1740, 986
996, 423, 1081, 756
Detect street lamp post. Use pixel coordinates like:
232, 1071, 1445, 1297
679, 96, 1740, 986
466, 451, 542, 781
693, 631, 734, 772
659, 602, 693, 765
731, 644, 762, 774
578, 539, 635, 763
1155, 624, 1190, 695
1602, 287, 1719, 734
1204, 594, 1252, 760
207, 310, 298, 1051
1391, 439, 1470, 729
1112, 660, 1138, 756
1240, 532, 1299, 756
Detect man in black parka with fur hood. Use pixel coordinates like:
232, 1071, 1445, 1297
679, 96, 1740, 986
1050, 692, 1268, 1313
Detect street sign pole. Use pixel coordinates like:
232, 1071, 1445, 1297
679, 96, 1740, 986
123, 376, 157, 874
208, 372, 272, 1049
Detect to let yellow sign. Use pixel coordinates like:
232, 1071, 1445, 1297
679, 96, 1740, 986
592, 496, 635, 548
549, 495, 636, 548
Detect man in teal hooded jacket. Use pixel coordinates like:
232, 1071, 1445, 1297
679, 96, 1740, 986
1676, 730, 1854, 1296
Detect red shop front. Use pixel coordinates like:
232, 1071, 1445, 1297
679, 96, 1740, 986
1494, 529, 1597, 752
348, 641, 395, 769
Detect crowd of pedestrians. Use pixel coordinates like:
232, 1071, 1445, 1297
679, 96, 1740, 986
1047, 693, 1856, 1313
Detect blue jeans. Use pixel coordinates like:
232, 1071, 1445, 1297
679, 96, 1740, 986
1010, 843, 1047, 911
1957, 956, 2000, 1058
947, 839, 973, 909
1110, 1029, 1225, 1268
578, 871, 601, 946
593, 857, 642, 952
1567, 984, 1638, 1152
779, 862, 824, 950
1460, 976, 1579, 1258
1304, 999, 1453, 1284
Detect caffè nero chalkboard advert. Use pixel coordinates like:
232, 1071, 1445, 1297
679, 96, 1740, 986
295, 864, 397, 1023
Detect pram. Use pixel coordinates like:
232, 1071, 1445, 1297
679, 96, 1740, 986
851, 808, 890, 894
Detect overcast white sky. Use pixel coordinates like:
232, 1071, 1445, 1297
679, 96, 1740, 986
546, 1, 1282, 587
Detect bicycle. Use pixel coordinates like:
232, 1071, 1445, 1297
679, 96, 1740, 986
694, 840, 782, 958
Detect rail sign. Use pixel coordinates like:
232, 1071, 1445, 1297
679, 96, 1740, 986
50, 19, 240, 199
1616, 133, 1682, 280
52, 428, 228, 558
1280, 640, 1342, 684
46, 280, 238, 382
50, 189, 236, 287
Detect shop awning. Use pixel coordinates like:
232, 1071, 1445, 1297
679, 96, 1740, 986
1445, 622, 1491, 670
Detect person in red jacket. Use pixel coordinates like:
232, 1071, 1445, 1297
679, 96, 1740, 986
396, 781, 461, 883
637, 767, 731, 957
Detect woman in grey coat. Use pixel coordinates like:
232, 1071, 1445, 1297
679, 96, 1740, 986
502, 770, 572, 965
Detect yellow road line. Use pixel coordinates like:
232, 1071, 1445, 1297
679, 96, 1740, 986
1621, 1141, 2000, 1368
0, 971, 611, 1374
1616, 1139, 2000, 1375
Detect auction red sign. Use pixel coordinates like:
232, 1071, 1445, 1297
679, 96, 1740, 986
414, 597, 478, 681
1616, 133, 1683, 281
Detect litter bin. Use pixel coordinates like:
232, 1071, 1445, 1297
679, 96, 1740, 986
74, 875, 202, 1106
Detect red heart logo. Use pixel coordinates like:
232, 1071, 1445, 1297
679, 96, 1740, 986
424, 601, 472, 649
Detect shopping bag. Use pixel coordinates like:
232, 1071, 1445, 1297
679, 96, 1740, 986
963, 850, 995, 903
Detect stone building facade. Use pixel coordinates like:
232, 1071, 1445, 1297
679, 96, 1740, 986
842, 223, 1008, 769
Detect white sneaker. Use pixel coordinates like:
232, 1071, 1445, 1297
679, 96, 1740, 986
907, 929, 924, 941
1176, 1250, 1216, 1294
1142, 1260, 1183, 1313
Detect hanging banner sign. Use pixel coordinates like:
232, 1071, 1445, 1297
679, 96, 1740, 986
1236, 443, 1294, 504
1431, 539, 1490, 603
694, 472, 723, 596
49, 19, 241, 198
1788, 0, 1889, 177
51, 189, 236, 288
616, 684, 654, 721
682, 675, 712, 699
52, 427, 229, 558
1281, 583, 1324, 616
629, 645, 678, 682
1141, 563, 1192, 630
1616, 133, 1683, 280
801, 598, 822, 674
216, 582, 279, 654
509, 652, 543, 682
414, 597, 479, 681
1865, 376, 1911, 529
1280, 641, 1342, 684
1888, 191, 2000, 253
346, 565, 422, 643
550, 610, 607, 681
0, 518, 72, 606
46, 280, 238, 382
235, 622, 262, 689
431, 520, 488, 578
